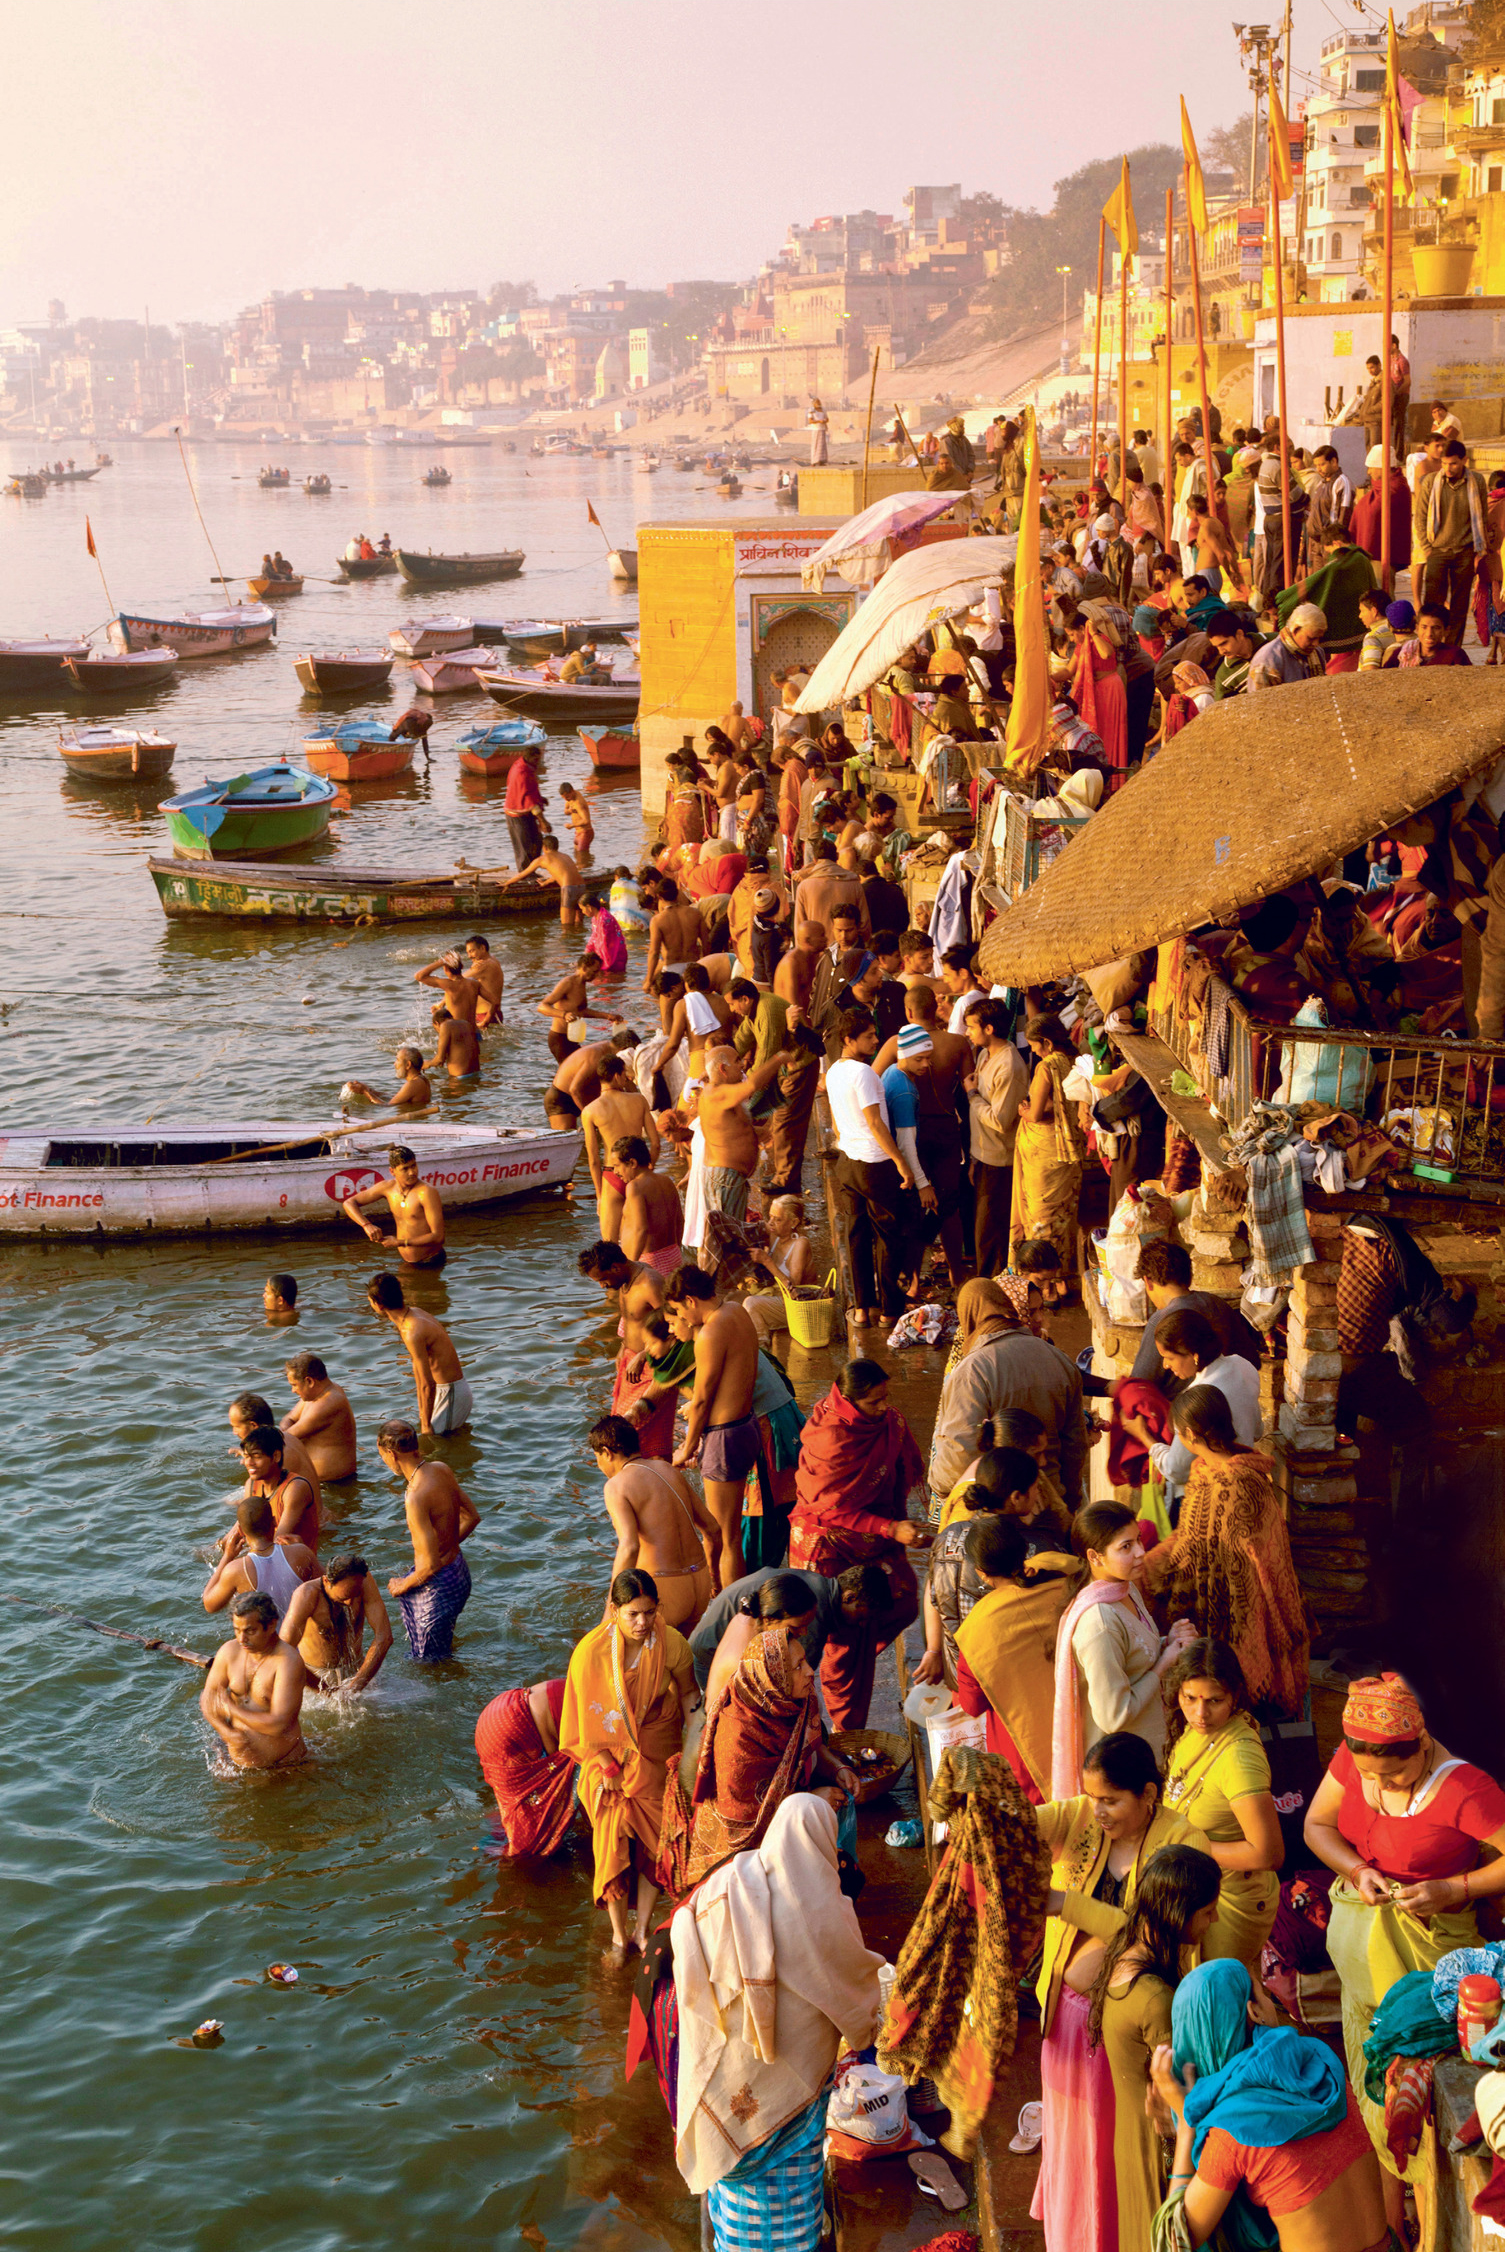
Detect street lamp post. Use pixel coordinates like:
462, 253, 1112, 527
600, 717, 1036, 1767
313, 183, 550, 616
1234, 22, 1277, 201
1056, 265, 1073, 379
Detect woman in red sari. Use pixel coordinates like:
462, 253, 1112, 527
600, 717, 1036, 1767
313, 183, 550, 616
1065, 601, 1128, 781
474, 1679, 578, 1857
789, 1359, 930, 1729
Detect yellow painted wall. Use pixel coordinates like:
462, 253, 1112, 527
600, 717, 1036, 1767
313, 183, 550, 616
637, 526, 739, 812
798, 463, 931, 514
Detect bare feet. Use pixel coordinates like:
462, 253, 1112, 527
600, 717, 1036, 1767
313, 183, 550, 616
604, 1940, 628, 1966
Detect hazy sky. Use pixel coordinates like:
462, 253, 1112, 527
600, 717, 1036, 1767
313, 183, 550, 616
3, 0, 1330, 327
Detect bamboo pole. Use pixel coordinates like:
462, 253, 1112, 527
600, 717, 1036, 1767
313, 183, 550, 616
174, 427, 231, 596
1381, 87, 1396, 595
1164, 187, 1176, 543
1089, 215, 1106, 487
1185, 173, 1216, 554
1272, 143, 1294, 591
860, 344, 881, 512
1118, 228, 1131, 511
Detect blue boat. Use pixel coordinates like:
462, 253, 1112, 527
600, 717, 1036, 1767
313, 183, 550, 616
455, 718, 547, 775
162, 762, 339, 859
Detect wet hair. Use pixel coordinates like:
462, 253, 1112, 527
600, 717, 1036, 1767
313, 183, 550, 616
612, 1135, 651, 1167
658, 877, 679, 904
1137, 1239, 1191, 1291
1163, 1637, 1249, 1746
230, 1591, 279, 1628
755, 1572, 819, 1621
396, 1047, 423, 1074
611, 1568, 658, 1607
230, 1392, 274, 1424
1089, 1845, 1222, 2045
664, 1265, 716, 1304
588, 1413, 640, 1458
970, 1445, 1042, 1506
870, 791, 897, 815
267, 1274, 297, 1306
577, 1240, 633, 1282
1014, 1240, 1061, 1274
377, 1418, 420, 1454
237, 1495, 276, 1539
838, 1006, 875, 1045
598, 1051, 628, 1083
388, 1145, 416, 1168
1154, 1309, 1219, 1364
324, 1553, 368, 1586
655, 970, 685, 997
240, 1425, 285, 1462
836, 1358, 888, 1403
835, 1563, 888, 1608
684, 962, 709, 991
1082, 1728, 1162, 1797
465, 935, 490, 952
367, 1271, 405, 1312
1171, 1384, 1239, 1451
1073, 1498, 1137, 1559
285, 1353, 327, 1383
965, 1514, 1029, 1580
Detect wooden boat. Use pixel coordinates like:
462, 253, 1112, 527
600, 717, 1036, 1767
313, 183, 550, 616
717, 477, 742, 499
304, 475, 332, 495
334, 553, 398, 579
410, 646, 492, 694
258, 469, 291, 488
773, 480, 798, 507
5, 474, 47, 498
301, 722, 415, 783
478, 664, 640, 723
395, 547, 525, 586
109, 604, 277, 658
0, 635, 92, 687
58, 726, 176, 782
389, 617, 474, 658
246, 574, 305, 597
579, 724, 641, 771
421, 468, 452, 487
147, 855, 584, 922
635, 455, 660, 474
0, 1117, 580, 1239
162, 762, 338, 859
44, 464, 102, 484
294, 648, 395, 695
455, 718, 547, 775
64, 647, 180, 693
493, 615, 640, 658
607, 547, 638, 583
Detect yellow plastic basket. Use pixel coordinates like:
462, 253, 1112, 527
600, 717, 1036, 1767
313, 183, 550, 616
778, 1267, 838, 1349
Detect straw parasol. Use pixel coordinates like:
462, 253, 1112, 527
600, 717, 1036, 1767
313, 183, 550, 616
793, 535, 1018, 713
976, 669, 1505, 988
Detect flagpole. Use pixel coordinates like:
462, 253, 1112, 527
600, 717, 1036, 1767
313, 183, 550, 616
1185, 174, 1216, 550
1089, 216, 1106, 487
85, 519, 115, 619
1165, 185, 1175, 548
1271, 104, 1293, 593
1381, 66, 1396, 595
1119, 215, 1131, 513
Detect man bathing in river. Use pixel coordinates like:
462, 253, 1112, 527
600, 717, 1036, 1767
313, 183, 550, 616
228, 1394, 321, 1516
200, 1591, 309, 1770
342, 1147, 446, 1268
426, 1005, 479, 1081
377, 1420, 479, 1661
613, 1137, 683, 1273
694, 1044, 786, 1225
589, 1413, 715, 1631
536, 952, 612, 1065
505, 832, 585, 928
577, 1241, 682, 1459
665, 1265, 760, 1589
203, 1495, 316, 1621
366, 1271, 472, 1434
414, 950, 480, 1029
343, 1046, 431, 1111
280, 1554, 393, 1692
281, 1352, 358, 1482
263, 1274, 299, 1327
226, 1425, 321, 1558
581, 1052, 659, 1240
462, 934, 504, 1028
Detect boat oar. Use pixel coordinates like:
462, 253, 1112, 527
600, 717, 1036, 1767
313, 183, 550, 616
200, 1113, 422, 1167
0, 1591, 210, 1669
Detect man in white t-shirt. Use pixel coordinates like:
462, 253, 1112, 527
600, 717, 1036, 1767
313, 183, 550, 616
825, 1004, 916, 1328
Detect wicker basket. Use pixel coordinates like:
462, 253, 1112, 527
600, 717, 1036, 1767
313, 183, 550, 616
830, 1727, 912, 1804
778, 1267, 838, 1349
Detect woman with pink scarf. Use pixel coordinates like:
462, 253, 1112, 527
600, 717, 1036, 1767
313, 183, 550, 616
1050, 1499, 1194, 1798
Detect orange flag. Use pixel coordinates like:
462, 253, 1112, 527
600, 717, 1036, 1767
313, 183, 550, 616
1386, 11, 1414, 198
86, 517, 97, 559
1268, 80, 1295, 205
586, 500, 602, 528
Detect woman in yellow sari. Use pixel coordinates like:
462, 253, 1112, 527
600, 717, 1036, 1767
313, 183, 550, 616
1161, 1637, 1282, 1971
1009, 1015, 1087, 1279
953, 1515, 1077, 1802
559, 1568, 698, 1962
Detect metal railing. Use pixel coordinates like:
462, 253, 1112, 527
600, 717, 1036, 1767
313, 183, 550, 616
1151, 981, 1505, 1191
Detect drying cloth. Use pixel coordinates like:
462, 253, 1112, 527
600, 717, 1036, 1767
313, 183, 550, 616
927, 852, 975, 955
1204, 976, 1234, 1082
1228, 1106, 1316, 1284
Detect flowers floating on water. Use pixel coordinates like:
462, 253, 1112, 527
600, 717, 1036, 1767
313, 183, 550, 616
190, 2019, 224, 2047
267, 1964, 299, 1984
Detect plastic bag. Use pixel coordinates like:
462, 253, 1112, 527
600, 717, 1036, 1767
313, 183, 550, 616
924, 1702, 987, 1774
826, 2060, 912, 2148
1279, 997, 1374, 1110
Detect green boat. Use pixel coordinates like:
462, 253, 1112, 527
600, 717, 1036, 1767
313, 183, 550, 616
147, 857, 602, 923
160, 762, 338, 859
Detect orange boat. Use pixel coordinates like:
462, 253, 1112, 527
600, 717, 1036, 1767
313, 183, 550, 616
301, 723, 416, 783
579, 724, 641, 770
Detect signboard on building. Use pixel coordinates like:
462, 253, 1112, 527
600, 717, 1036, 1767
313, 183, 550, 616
733, 533, 839, 578
1238, 206, 1266, 281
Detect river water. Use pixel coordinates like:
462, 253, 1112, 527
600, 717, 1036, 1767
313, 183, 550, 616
0, 442, 784, 2251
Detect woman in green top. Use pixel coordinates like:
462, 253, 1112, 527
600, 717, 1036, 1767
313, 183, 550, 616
1161, 1637, 1282, 1971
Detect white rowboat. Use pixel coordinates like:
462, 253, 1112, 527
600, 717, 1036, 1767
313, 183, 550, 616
109, 605, 277, 658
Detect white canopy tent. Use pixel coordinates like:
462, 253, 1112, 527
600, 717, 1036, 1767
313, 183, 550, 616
792, 534, 1020, 713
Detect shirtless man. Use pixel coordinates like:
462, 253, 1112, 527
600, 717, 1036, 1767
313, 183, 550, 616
281, 1352, 358, 1482
722, 699, 750, 752
229, 1425, 322, 1557
366, 1269, 472, 1434
1187, 493, 1243, 595
551, 1032, 632, 1122
280, 1553, 394, 1693
695, 1046, 786, 1223
415, 949, 480, 1030
712, 747, 740, 841
660, 962, 733, 1080
342, 1046, 430, 1112
614, 1137, 684, 1272
203, 1495, 316, 1620
873, 982, 972, 1089
589, 1413, 716, 1631
537, 952, 610, 1064
199, 1592, 308, 1770
642, 877, 704, 994
462, 934, 504, 1028
897, 929, 943, 993
506, 831, 585, 928
664, 1264, 760, 1588
576, 1240, 681, 1458
263, 1274, 299, 1327
581, 1052, 659, 1240
377, 1420, 480, 1661
774, 919, 825, 1012
426, 1005, 479, 1081
227, 1393, 321, 1523
342, 1145, 446, 1269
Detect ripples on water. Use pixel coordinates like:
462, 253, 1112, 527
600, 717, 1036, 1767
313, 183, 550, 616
0, 444, 759, 2248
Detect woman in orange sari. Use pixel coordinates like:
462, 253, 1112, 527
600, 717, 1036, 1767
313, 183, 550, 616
1141, 1386, 1309, 1722
1009, 1016, 1087, 1278
559, 1568, 698, 1961
1065, 600, 1128, 778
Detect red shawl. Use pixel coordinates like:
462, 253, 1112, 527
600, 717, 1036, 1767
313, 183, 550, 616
789, 1384, 925, 1574
675, 1624, 821, 1887
1106, 1379, 1174, 1489
474, 1682, 576, 1857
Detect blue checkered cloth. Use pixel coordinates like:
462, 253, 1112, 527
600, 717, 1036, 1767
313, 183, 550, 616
397, 1551, 471, 1662
704, 2088, 828, 2251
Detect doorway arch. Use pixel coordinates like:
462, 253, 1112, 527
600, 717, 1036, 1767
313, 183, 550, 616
751, 602, 848, 723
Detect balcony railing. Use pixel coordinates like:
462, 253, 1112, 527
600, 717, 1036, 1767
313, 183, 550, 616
1148, 977, 1505, 1196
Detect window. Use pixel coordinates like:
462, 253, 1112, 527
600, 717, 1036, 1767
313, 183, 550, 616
1332, 232, 1344, 261
1354, 124, 1379, 148
1354, 69, 1385, 89
1440, 173, 1461, 199
1491, 166, 1504, 192
1493, 97, 1505, 123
